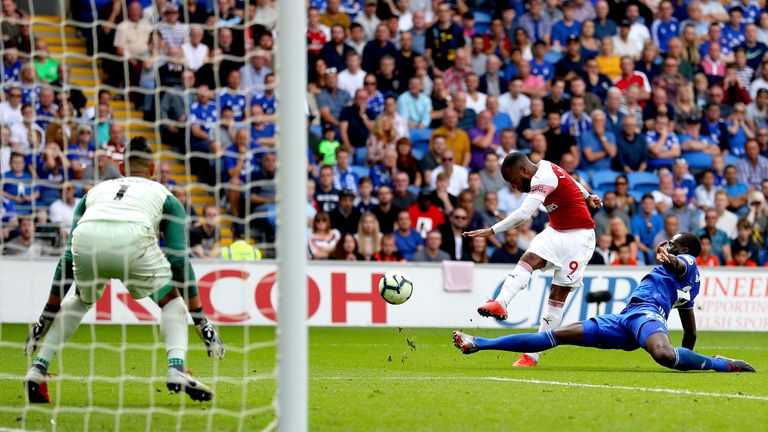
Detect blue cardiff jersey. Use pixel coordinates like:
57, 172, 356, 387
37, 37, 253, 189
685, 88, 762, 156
629, 254, 700, 317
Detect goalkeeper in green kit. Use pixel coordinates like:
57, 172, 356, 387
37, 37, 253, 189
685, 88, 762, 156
24, 137, 222, 403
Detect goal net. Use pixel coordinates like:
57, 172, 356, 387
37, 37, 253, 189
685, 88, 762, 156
0, 0, 306, 430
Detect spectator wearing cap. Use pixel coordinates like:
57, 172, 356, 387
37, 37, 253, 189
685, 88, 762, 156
679, 115, 719, 154
738, 139, 768, 189
238, 48, 273, 95
317, 69, 352, 127
157, 2, 188, 49
67, 125, 95, 180
332, 147, 359, 193
612, 19, 642, 60
330, 189, 362, 235
555, 35, 585, 81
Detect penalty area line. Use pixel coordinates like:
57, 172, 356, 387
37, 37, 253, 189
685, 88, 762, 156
314, 376, 768, 401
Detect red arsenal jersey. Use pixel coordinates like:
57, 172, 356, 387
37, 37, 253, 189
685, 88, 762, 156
528, 160, 595, 231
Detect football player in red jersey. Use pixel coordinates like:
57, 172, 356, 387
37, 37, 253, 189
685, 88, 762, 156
464, 153, 603, 366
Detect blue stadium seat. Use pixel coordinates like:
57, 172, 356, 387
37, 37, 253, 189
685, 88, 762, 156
350, 164, 369, 179
591, 170, 620, 191
354, 146, 367, 165
473, 11, 492, 35
627, 172, 659, 193
722, 154, 741, 168
682, 151, 713, 170
410, 129, 432, 162
590, 189, 606, 199
407, 185, 421, 196
309, 125, 322, 137
647, 158, 674, 170
628, 190, 646, 203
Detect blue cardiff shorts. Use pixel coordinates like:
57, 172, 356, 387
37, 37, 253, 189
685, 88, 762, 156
582, 302, 669, 351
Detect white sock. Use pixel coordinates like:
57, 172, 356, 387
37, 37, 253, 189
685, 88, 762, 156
160, 297, 189, 365
36, 294, 92, 368
527, 299, 565, 362
495, 262, 534, 309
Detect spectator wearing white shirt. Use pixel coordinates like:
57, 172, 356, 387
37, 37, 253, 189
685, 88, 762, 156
626, 5, 651, 54
354, 0, 381, 41
429, 149, 469, 196
48, 182, 79, 242
114, 1, 152, 60
182, 25, 209, 72
694, 169, 720, 209
498, 78, 531, 127
464, 73, 487, 114
10, 103, 45, 152
337, 52, 366, 96
612, 19, 643, 59
0, 86, 23, 126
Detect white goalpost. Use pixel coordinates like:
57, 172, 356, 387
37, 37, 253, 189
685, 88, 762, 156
275, 0, 308, 429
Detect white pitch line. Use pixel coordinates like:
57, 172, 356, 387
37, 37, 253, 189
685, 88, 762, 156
313, 376, 768, 402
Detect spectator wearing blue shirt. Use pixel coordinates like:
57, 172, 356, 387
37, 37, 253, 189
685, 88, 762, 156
36, 143, 72, 207
550, 2, 581, 49
396, 77, 432, 129
189, 85, 218, 154
249, 105, 276, 155
219, 70, 248, 122
631, 193, 664, 264
67, 125, 96, 180
517, 0, 552, 44
393, 210, 424, 261
699, 24, 732, 61
34, 88, 57, 131
726, 102, 753, 157
370, 147, 397, 189
251, 73, 277, 115
561, 95, 592, 138
646, 115, 681, 168
723, 164, 750, 210
332, 147, 359, 193
671, 159, 697, 203
579, 110, 616, 170
221, 129, 260, 218
650, 0, 679, 53
679, 116, 719, 155
612, 115, 647, 172
239, 50, 272, 95
592, 0, 617, 39
701, 103, 730, 153
2, 49, 22, 84
730, 0, 760, 24
529, 42, 555, 82
2, 152, 39, 215
317, 70, 352, 127
722, 7, 746, 48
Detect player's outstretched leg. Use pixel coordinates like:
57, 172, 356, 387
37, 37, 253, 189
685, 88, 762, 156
644, 333, 756, 373
158, 290, 214, 401
452, 329, 559, 355
24, 293, 92, 403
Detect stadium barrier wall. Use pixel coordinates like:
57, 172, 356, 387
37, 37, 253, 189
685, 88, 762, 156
1, 259, 767, 331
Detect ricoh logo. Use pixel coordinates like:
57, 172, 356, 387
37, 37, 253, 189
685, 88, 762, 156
544, 203, 559, 212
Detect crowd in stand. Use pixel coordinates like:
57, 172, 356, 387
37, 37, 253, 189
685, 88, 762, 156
2, 0, 768, 266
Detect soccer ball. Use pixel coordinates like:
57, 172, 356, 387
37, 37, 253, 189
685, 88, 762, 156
378, 271, 414, 305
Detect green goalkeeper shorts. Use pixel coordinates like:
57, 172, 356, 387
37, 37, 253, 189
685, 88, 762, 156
71, 221, 172, 304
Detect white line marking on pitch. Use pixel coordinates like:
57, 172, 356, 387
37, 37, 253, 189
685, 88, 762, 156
314, 376, 768, 401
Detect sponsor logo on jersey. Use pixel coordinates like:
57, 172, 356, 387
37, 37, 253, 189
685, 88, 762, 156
544, 203, 559, 212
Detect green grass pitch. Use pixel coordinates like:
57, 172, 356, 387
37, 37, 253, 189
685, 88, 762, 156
0, 324, 766, 431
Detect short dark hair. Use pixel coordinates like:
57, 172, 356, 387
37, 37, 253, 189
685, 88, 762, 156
126, 136, 153, 169
677, 232, 702, 257
501, 152, 529, 173
641, 193, 654, 202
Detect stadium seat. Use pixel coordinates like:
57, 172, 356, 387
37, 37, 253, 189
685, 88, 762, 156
647, 158, 674, 170
723, 154, 741, 168
350, 165, 369, 179
628, 190, 645, 203
591, 170, 620, 191
410, 128, 432, 160
308, 125, 322, 138
591, 189, 606, 200
473, 11, 492, 35
682, 152, 713, 170
354, 146, 367, 165
407, 185, 421, 196
627, 172, 659, 193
